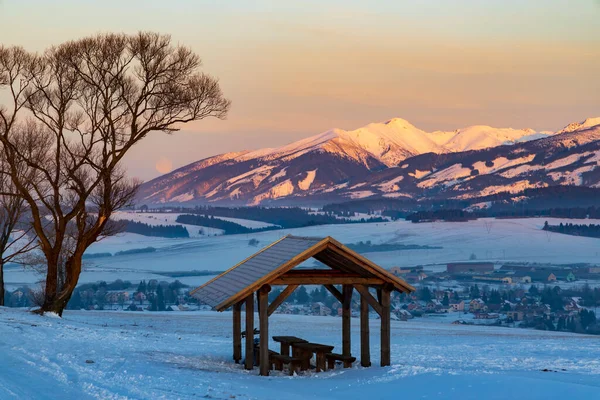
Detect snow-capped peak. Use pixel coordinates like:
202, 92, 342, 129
558, 117, 600, 134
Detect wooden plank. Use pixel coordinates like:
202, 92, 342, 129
360, 292, 371, 367
244, 293, 254, 370
324, 285, 343, 303
216, 238, 330, 310
271, 276, 384, 285
191, 235, 290, 297
380, 286, 391, 367
267, 285, 298, 316
342, 285, 353, 357
354, 285, 383, 316
259, 286, 270, 376
233, 302, 242, 363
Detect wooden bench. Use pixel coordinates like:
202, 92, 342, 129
270, 354, 304, 376
325, 353, 356, 369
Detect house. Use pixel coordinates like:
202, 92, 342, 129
406, 302, 422, 312
426, 300, 448, 313
447, 262, 494, 274
449, 301, 465, 312
469, 298, 486, 312
396, 309, 413, 320
389, 266, 423, 276
553, 270, 576, 282
311, 302, 331, 316
500, 264, 534, 272
513, 275, 532, 284
506, 310, 524, 321
404, 271, 428, 283
473, 275, 512, 284
474, 312, 499, 320
527, 271, 557, 283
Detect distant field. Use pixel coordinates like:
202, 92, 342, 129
5, 217, 600, 290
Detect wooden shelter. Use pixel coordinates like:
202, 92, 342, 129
190, 235, 415, 376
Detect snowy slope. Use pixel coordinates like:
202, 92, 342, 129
6, 217, 600, 291
1, 308, 599, 400
137, 117, 590, 205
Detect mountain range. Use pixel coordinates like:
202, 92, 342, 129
136, 117, 600, 207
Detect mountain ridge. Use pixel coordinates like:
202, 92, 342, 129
136, 117, 600, 206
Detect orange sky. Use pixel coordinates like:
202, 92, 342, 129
1, 0, 599, 180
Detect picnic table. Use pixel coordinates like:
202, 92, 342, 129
272, 336, 308, 357
291, 342, 335, 372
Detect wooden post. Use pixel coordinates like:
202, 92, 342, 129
244, 293, 254, 370
233, 302, 242, 363
258, 285, 271, 376
380, 285, 391, 367
360, 292, 371, 367
342, 285, 353, 357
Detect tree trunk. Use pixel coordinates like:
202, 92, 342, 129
41, 254, 83, 316
0, 260, 4, 307
40, 258, 59, 313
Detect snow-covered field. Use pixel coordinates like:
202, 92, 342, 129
1, 308, 599, 400
5, 217, 600, 290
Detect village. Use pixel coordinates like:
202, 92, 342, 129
5, 261, 600, 335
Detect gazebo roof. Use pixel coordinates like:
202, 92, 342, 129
190, 235, 414, 311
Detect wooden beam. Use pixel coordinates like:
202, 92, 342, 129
325, 239, 416, 293
258, 285, 271, 376
354, 285, 382, 316
271, 275, 384, 286
244, 293, 254, 370
360, 292, 371, 367
380, 286, 391, 367
324, 285, 343, 303
233, 302, 242, 363
267, 285, 298, 317
342, 285, 353, 357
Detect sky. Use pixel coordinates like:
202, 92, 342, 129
1, 0, 599, 180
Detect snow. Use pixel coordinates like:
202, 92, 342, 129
557, 117, 600, 134
409, 169, 430, 179
376, 175, 404, 192
211, 216, 278, 229
8, 217, 600, 291
298, 169, 317, 191
170, 192, 195, 202
250, 179, 295, 205
344, 190, 375, 199
472, 155, 536, 176
544, 153, 593, 171
418, 164, 472, 188
458, 180, 547, 199
268, 167, 287, 182
431, 125, 543, 152
548, 165, 596, 185
1, 308, 599, 400
111, 212, 223, 238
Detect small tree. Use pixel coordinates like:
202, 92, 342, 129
156, 285, 165, 311
295, 286, 309, 304
442, 292, 449, 306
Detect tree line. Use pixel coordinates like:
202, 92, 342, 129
123, 220, 190, 238
167, 206, 386, 229
543, 222, 600, 239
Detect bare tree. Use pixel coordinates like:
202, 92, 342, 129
0, 32, 230, 315
0, 161, 37, 306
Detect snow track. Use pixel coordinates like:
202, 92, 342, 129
1, 309, 600, 399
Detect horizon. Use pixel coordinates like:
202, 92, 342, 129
1, 0, 599, 180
